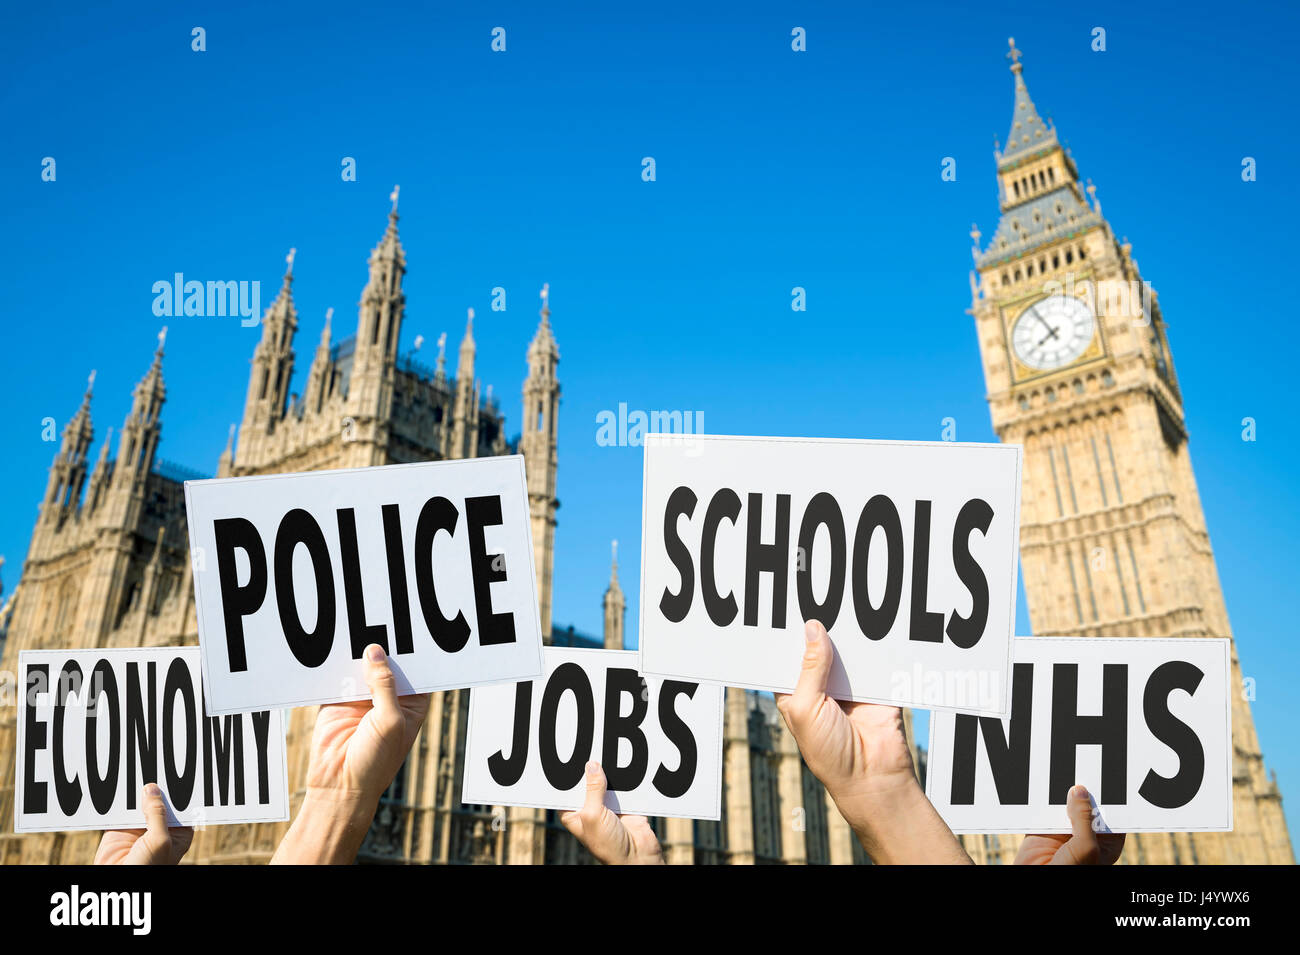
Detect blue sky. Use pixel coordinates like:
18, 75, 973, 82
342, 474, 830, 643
2, 1, 1297, 848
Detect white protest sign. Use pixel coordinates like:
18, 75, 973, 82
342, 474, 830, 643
638, 434, 1021, 716
15, 647, 289, 832
926, 637, 1233, 834
462, 647, 725, 820
185, 456, 544, 715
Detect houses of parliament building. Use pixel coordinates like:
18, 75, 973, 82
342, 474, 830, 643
0, 41, 1291, 865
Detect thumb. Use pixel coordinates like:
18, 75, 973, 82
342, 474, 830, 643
1052, 784, 1102, 865
797, 619, 833, 695
137, 783, 174, 864
363, 644, 402, 735
581, 761, 609, 820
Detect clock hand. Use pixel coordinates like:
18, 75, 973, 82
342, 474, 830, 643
1032, 308, 1060, 345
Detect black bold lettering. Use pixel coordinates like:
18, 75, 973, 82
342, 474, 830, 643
203, 707, 244, 807
125, 662, 157, 810
852, 495, 904, 640
744, 493, 790, 628
538, 664, 594, 790
701, 488, 740, 626
337, 507, 389, 658
86, 661, 121, 815
951, 662, 1033, 804
653, 681, 699, 798
22, 665, 49, 814
1049, 663, 1128, 804
601, 669, 649, 790
658, 486, 697, 623
1138, 661, 1205, 810
251, 711, 273, 804
488, 681, 533, 787
796, 492, 847, 629
946, 498, 993, 649
382, 504, 414, 655
414, 496, 471, 652
52, 662, 82, 815
908, 501, 944, 643
162, 659, 198, 811
213, 517, 267, 673
466, 495, 517, 646
274, 508, 336, 668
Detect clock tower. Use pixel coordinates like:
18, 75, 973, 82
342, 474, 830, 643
968, 39, 1292, 864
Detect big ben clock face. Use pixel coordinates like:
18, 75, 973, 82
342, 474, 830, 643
1011, 295, 1096, 371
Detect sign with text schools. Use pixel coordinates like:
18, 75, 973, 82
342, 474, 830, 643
16, 647, 289, 833
462, 648, 725, 820
639, 434, 1021, 716
926, 637, 1233, 834
186, 457, 544, 715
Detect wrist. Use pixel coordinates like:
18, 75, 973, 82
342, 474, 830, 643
830, 774, 969, 864
271, 788, 379, 865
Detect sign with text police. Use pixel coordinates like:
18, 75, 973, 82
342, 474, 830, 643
15, 647, 289, 833
638, 435, 1021, 716
926, 637, 1233, 834
462, 648, 725, 820
185, 457, 544, 715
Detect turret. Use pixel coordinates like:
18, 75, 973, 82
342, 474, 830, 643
603, 540, 625, 650
42, 370, 96, 522
522, 284, 561, 640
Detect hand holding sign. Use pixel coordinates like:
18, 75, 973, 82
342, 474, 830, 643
93, 784, 194, 866
775, 620, 972, 865
272, 645, 430, 865
1013, 784, 1126, 866
559, 762, 666, 865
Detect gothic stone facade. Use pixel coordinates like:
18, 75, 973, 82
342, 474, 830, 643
959, 41, 1292, 865
0, 200, 868, 865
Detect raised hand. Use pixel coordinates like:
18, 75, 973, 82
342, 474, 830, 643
560, 761, 665, 865
93, 784, 193, 865
272, 644, 430, 864
775, 619, 971, 864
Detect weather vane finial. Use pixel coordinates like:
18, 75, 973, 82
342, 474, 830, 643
286, 247, 296, 276
1007, 37, 1023, 73
157, 326, 168, 352
390, 185, 400, 214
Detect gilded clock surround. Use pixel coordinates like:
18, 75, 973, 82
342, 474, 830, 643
1001, 283, 1107, 384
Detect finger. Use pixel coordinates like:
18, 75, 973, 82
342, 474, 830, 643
1051, 784, 1102, 865
580, 761, 608, 822
559, 811, 584, 839
363, 644, 403, 734
138, 783, 174, 864
779, 620, 832, 730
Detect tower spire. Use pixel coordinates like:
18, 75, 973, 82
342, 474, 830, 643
522, 283, 560, 641
352, 189, 407, 382
114, 329, 168, 488
450, 308, 478, 459
603, 538, 625, 649
999, 38, 1056, 165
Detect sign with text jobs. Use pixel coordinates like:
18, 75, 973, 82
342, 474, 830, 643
186, 457, 543, 715
462, 648, 725, 819
639, 435, 1021, 716
926, 637, 1233, 834
16, 647, 289, 833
